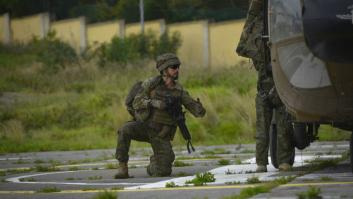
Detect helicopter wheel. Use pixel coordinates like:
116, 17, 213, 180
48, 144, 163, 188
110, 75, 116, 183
270, 123, 278, 168
270, 123, 295, 169
349, 131, 353, 173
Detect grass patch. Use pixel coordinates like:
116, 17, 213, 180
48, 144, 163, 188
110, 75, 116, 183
246, 176, 261, 184
218, 159, 230, 165
297, 186, 321, 199
185, 172, 216, 186
201, 148, 231, 155
173, 160, 193, 167
225, 181, 241, 185
320, 176, 333, 181
92, 190, 117, 199
0, 171, 6, 176
165, 181, 178, 188
35, 165, 60, 172
88, 176, 103, 180
105, 163, 118, 169
37, 186, 61, 193
0, 57, 258, 153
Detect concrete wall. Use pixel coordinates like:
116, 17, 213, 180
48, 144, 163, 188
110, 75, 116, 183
51, 17, 86, 53
4, 12, 248, 68
125, 19, 165, 36
209, 19, 246, 68
168, 20, 209, 68
0, 13, 10, 44
10, 13, 49, 43
87, 20, 124, 47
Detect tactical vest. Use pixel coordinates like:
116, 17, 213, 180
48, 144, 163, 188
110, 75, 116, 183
149, 84, 183, 126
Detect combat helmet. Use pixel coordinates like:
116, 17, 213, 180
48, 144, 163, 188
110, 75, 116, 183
156, 53, 180, 72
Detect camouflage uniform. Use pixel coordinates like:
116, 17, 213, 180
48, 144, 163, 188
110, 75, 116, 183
236, 0, 294, 167
115, 54, 206, 177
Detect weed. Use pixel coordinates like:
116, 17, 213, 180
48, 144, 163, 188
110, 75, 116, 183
297, 186, 322, 199
173, 160, 193, 167
246, 176, 261, 184
92, 190, 117, 199
186, 172, 216, 186
225, 181, 241, 185
201, 148, 230, 155
225, 169, 236, 175
165, 181, 178, 188
218, 159, 230, 165
35, 165, 59, 172
0, 171, 6, 176
88, 176, 103, 180
223, 185, 270, 199
34, 159, 45, 164
235, 159, 242, 165
320, 176, 333, 181
69, 166, 80, 171
37, 186, 61, 193
273, 176, 295, 185
110, 186, 123, 190
105, 163, 118, 169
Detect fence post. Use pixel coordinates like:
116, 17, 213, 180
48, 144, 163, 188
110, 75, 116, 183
119, 20, 125, 38
2, 13, 11, 44
203, 21, 210, 68
79, 16, 87, 54
40, 13, 50, 38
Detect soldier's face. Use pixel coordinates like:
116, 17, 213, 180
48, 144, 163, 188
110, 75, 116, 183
166, 65, 179, 80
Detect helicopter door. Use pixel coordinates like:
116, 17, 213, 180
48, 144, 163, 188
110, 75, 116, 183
302, 0, 353, 64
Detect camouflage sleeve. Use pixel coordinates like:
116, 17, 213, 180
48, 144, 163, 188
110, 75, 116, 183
132, 79, 153, 110
181, 90, 206, 118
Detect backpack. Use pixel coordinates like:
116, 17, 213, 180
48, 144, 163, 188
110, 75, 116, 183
125, 81, 143, 120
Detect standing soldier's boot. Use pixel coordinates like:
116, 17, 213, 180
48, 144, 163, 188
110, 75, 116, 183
114, 162, 129, 179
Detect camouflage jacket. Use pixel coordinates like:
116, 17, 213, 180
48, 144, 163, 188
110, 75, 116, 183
133, 75, 206, 125
236, 0, 265, 68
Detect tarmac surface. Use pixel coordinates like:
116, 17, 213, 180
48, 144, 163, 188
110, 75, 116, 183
0, 141, 351, 199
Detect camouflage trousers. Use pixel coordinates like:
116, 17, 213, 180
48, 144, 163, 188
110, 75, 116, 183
115, 121, 176, 177
255, 76, 294, 166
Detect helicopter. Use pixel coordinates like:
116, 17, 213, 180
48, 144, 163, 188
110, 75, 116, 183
266, 0, 353, 171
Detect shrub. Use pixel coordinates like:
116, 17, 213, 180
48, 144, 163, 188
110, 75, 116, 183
97, 31, 181, 66
30, 31, 77, 71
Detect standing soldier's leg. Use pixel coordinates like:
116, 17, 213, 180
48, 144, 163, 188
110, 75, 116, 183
255, 93, 273, 172
275, 105, 295, 171
115, 121, 149, 178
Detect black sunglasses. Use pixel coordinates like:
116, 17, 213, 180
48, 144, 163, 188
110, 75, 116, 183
169, 64, 180, 70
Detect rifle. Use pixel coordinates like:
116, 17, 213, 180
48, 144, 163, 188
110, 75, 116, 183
164, 95, 195, 153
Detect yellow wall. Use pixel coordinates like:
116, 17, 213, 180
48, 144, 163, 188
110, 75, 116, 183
87, 20, 123, 47
168, 21, 207, 67
11, 14, 44, 43
0, 14, 5, 43
51, 17, 85, 53
209, 19, 246, 68
125, 19, 164, 36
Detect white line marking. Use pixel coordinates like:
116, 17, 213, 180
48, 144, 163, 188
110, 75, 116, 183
6, 170, 147, 186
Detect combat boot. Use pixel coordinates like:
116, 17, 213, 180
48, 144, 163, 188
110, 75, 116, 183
256, 165, 267, 172
278, 163, 292, 171
114, 162, 129, 179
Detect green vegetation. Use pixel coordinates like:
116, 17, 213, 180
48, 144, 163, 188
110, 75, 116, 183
88, 176, 103, 180
0, 31, 348, 154
173, 160, 193, 167
246, 176, 261, 184
105, 163, 118, 170
37, 186, 61, 193
165, 181, 178, 188
297, 186, 322, 199
185, 172, 216, 186
92, 190, 117, 199
320, 176, 333, 181
223, 176, 295, 199
34, 165, 60, 172
201, 148, 231, 155
218, 159, 230, 165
